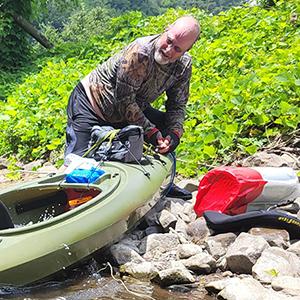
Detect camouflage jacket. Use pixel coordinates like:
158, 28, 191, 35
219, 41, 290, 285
89, 34, 192, 137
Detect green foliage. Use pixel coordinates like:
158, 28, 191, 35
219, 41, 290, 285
175, 1, 300, 176
0, 58, 94, 161
34, 6, 111, 47
1, 3, 300, 177
265, 269, 279, 276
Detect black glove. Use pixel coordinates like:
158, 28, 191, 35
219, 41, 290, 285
165, 131, 180, 152
146, 128, 163, 146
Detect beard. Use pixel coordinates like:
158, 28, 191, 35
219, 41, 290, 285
154, 48, 170, 65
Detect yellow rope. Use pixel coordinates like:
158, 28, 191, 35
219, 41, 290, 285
83, 129, 120, 158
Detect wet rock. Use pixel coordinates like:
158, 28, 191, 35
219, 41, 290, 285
120, 261, 158, 279
226, 232, 270, 274
252, 247, 300, 284
204, 277, 241, 294
109, 244, 145, 265
151, 267, 195, 287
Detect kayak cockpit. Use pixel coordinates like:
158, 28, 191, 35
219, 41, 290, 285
0, 167, 121, 229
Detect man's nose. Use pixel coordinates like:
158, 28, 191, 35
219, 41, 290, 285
165, 44, 173, 53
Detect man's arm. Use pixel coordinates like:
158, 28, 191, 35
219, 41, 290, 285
165, 62, 192, 138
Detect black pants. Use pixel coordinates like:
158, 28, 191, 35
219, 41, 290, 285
65, 82, 167, 162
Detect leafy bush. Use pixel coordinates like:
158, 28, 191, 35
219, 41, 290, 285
0, 3, 300, 177
175, 1, 300, 176
34, 7, 112, 47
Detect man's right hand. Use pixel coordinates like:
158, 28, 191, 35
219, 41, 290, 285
146, 128, 163, 147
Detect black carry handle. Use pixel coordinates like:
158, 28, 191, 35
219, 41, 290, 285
203, 210, 300, 239
15, 190, 68, 214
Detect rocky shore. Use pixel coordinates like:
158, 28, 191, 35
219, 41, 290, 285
104, 152, 300, 300
0, 151, 300, 299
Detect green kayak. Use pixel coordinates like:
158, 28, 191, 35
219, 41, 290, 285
0, 152, 174, 286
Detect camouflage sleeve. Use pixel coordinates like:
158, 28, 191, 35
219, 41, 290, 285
165, 63, 192, 138
115, 43, 156, 135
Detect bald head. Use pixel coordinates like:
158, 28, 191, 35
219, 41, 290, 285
167, 16, 201, 50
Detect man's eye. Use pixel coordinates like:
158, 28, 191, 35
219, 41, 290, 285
167, 37, 173, 44
174, 46, 182, 53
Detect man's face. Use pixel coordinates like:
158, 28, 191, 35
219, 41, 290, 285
154, 27, 195, 65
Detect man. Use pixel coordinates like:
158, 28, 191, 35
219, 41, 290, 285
64, 16, 200, 199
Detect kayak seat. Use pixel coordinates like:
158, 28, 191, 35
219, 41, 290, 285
0, 200, 14, 230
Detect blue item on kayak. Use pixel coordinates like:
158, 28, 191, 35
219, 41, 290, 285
65, 168, 105, 184
203, 210, 300, 239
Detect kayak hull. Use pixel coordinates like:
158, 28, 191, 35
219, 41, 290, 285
0, 153, 174, 285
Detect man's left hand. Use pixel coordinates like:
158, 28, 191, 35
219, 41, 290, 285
157, 131, 180, 153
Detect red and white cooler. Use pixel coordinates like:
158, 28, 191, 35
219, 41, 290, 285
194, 166, 300, 216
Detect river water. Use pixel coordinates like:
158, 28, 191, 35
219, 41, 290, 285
0, 257, 214, 300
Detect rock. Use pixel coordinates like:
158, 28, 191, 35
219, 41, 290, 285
216, 256, 228, 271
180, 252, 216, 274
23, 159, 46, 171
0, 158, 11, 170
139, 233, 180, 254
272, 275, 300, 296
151, 267, 195, 287
217, 277, 289, 300
120, 261, 158, 279
174, 217, 188, 237
158, 209, 177, 231
186, 217, 210, 245
204, 232, 237, 260
177, 179, 199, 193
205, 277, 241, 294
145, 225, 164, 236
248, 227, 290, 249
287, 240, 300, 257
109, 244, 145, 265
183, 202, 198, 222
176, 243, 203, 259
242, 152, 291, 167
252, 247, 300, 284
226, 232, 270, 274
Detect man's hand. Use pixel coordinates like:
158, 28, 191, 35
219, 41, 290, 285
157, 138, 170, 153
146, 128, 163, 147
157, 131, 180, 153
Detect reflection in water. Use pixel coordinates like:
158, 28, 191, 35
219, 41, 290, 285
0, 259, 213, 300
